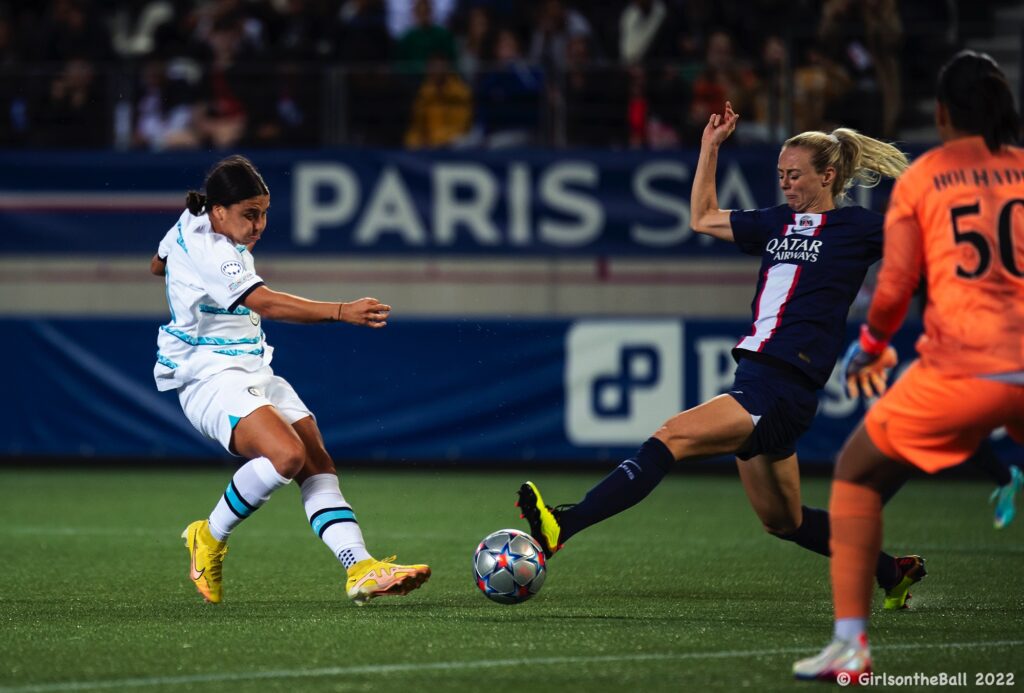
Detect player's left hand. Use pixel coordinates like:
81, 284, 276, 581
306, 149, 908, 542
842, 341, 898, 399
340, 297, 391, 328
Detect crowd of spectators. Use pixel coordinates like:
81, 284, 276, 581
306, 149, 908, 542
0, 0, 1010, 150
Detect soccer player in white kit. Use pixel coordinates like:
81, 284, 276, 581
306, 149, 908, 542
151, 155, 430, 605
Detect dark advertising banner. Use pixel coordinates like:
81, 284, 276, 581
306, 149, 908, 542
0, 148, 895, 256
3, 317, 1017, 466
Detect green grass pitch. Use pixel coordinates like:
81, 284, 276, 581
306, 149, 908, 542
1, 468, 1021, 692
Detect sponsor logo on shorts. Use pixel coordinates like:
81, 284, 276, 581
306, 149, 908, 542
249, 311, 260, 326
220, 260, 243, 277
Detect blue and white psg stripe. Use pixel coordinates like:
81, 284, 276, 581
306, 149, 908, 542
736, 214, 825, 354
730, 206, 882, 387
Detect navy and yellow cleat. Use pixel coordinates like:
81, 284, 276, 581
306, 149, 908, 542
882, 555, 927, 611
991, 465, 1022, 530
182, 519, 228, 604
345, 556, 431, 606
516, 481, 567, 558
793, 634, 872, 683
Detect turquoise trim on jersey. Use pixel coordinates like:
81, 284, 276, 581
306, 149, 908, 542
228, 415, 241, 429
236, 244, 247, 253
176, 220, 188, 254
212, 347, 265, 357
224, 482, 254, 518
199, 304, 252, 316
311, 508, 357, 536
160, 325, 261, 346
156, 352, 178, 369
164, 269, 175, 323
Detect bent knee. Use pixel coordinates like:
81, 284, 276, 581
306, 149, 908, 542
267, 442, 307, 479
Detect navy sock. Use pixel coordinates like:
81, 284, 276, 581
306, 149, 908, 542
558, 437, 675, 544
777, 505, 900, 588
967, 440, 1012, 486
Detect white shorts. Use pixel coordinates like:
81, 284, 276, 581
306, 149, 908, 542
178, 366, 312, 455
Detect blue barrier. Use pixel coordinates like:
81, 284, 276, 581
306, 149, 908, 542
0, 148, 900, 256
4, 317, 1018, 465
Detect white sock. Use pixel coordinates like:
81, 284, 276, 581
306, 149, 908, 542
300, 473, 371, 569
834, 617, 868, 642
208, 456, 290, 541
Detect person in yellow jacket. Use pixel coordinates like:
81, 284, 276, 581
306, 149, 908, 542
405, 53, 473, 149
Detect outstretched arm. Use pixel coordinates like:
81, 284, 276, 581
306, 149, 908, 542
242, 285, 391, 328
690, 102, 740, 242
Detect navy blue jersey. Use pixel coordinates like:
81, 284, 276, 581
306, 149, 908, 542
730, 204, 883, 388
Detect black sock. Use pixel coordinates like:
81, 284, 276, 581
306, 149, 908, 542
967, 440, 1012, 486
558, 437, 675, 543
776, 505, 900, 588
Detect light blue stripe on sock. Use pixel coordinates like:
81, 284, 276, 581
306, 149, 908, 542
224, 482, 254, 518
311, 509, 356, 536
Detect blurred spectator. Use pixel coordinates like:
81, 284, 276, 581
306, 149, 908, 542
748, 34, 788, 142
563, 35, 626, 147
898, 0, 956, 124
405, 52, 472, 148
455, 5, 491, 82
619, 0, 671, 67
32, 57, 108, 148
815, 0, 900, 136
646, 62, 689, 147
245, 60, 322, 147
110, 1, 174, 58
395, 0, 457, 74
270, 0, 334, 60
863, 0, 903, 138
387, 0, 455, 39
474, 28, 543, 147
626, 65, 648, 147
194, 12, 261, 149
34, 0, 112, 62
0, 11, 30, 146
792, 43, 852, 134
687, 31, 759, 141
528, 0, 591, 80
151, 0, 208, 62
336, 0, 392, 64
133, 57, 200, 150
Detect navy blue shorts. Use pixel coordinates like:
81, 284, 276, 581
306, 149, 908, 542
727, 358, 820, 461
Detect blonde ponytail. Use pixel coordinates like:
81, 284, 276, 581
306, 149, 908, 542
784, 129, 909, 199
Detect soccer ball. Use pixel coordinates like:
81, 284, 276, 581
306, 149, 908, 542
473, 528, 547, 604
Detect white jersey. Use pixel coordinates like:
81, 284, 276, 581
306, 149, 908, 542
153, 209, 273, 391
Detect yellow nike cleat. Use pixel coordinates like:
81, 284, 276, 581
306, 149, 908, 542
181, 519, 227, 604
345, 556, 431, 606
883, 555, 927, 610
516, 481, 565, 558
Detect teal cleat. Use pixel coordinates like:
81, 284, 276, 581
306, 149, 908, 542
991, 465, 1023, 530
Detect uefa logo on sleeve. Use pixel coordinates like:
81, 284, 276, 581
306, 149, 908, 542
220, 261, 243, 277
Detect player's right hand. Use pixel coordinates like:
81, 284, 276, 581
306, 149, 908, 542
843, 341, 898, 399
702, 101, 739, 149
340, 297, 391, 328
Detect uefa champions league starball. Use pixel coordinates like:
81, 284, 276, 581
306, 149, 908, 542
473, 528, 547, 604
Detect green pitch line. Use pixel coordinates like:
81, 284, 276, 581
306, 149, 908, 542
1, 469, 1021, 692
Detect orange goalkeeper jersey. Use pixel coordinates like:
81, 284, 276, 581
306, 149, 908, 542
873, 136, 1024, 376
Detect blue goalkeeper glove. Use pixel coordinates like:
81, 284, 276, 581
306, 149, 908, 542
842, 324, 897, 399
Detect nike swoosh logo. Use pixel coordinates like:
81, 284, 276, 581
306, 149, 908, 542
189, 529, 205, 581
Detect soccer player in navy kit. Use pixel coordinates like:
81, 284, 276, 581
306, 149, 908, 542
518, 102, 926, 607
